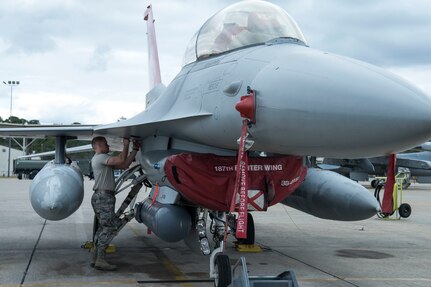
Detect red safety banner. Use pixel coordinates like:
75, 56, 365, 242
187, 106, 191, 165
230, 120, 249, 238
382, 154, 396, 214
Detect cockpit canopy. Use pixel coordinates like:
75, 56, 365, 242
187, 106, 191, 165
183, 0, 306, 66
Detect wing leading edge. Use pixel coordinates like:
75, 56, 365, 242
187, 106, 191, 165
0, 125, 95, 138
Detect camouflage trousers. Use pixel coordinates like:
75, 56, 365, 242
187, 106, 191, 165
91, 191, 122, 251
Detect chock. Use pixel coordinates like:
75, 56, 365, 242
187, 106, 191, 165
234, 242, 262, 253
81, 241, 116, 253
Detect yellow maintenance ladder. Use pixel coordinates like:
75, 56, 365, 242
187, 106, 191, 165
373, 172, 412, 219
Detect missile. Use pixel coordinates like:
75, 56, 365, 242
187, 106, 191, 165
29, 162, 84, 221
282, 168, 380, 221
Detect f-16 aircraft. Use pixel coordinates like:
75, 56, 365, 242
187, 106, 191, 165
322, 150, 431, 187
2, 1, 431, 285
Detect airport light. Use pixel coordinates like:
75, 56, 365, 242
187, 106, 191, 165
3, 80, 20, 177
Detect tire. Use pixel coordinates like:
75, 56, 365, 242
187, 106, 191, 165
17, 173, 22, 180
237, 212, 255, 245
371, 179, 378, 189
399, 203, 412, 218
402, 179, 411, 190
214, 255, 231, 287
29, 170, 38, 180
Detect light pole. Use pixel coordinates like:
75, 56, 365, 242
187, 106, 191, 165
3, 80, 20, 177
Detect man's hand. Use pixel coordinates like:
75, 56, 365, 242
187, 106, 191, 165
132, 139, 141, 151
123, 138, 130, 147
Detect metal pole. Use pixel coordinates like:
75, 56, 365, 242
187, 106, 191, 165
10, 85, 12, 117
7, 138, 11, 177
3, 81, 19, 177
7, 85, 12, 177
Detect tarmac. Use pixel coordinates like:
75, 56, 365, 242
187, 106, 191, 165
0, 178, 430, 287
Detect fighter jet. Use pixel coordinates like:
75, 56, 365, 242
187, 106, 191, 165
1, 1, 431, 285
322, 150, 431, 187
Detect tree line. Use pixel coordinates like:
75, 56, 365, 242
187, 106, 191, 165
0, 115, 40, 125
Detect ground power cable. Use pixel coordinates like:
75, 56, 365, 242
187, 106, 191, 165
20, 219, 47, 286
257, 242, 361, 287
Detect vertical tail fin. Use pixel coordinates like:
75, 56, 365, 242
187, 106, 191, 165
144, 5, 162, 89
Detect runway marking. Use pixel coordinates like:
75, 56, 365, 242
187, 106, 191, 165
128, 223, 195, 287
344, 277, 431, 282
257, 242, 361, 287
299, 277, 431, 282
0, 280, 137, 286
20, 219, 47, 286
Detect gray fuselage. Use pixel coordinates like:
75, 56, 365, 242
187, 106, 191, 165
98, 40, 431, 159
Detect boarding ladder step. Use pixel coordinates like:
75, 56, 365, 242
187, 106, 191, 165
232, 257, 300, 287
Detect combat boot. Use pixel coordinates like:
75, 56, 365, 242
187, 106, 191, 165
94, 249, 117, 271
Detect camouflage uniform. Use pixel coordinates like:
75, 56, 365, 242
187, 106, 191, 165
91, 153, 122, 269
90, 138, 139, 271
91, 191, 122, 252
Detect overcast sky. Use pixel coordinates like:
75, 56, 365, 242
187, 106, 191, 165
1, 0, 430, 124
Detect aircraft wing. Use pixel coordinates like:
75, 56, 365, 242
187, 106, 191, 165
396, 155, 431, 170
0, 112, 212, 140
94, 113, 212, 138
0, 125, 95, 138
17, 144, 93, 159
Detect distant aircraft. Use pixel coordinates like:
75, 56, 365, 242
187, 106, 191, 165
322, 150, 431, 188
2, 1, 431, 285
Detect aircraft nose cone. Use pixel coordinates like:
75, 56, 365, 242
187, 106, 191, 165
251, 45, 431, 157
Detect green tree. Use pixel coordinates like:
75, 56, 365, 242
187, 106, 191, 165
4, 116, 27, 124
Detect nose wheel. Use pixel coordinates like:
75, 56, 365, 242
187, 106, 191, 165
234, 212, 255, 245
214, 254, 231, 287
208, 212, 257, 286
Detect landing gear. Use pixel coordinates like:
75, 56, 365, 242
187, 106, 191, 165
206, 211, 256, 286
235, 212, 255, 245
214, 254, 231, 287
209, 240, 232, 287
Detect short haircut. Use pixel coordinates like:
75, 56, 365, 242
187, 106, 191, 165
91, 136, 106, 148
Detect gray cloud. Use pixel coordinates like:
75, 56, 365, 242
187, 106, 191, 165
86, 45, 112, 72
283, 0, 431, 67
1, 0, 431, 124
0, 2, 75, 54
